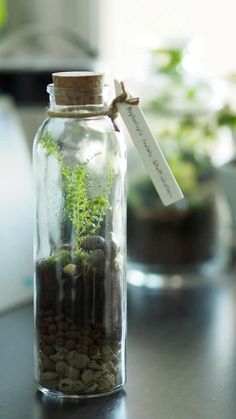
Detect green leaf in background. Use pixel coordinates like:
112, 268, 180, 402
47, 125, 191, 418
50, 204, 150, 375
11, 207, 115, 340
152, 48, 184, 74
0, 0, 7, 27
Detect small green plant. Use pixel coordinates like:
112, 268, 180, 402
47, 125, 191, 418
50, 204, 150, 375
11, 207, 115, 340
40, 132, 113, 250
40, 133, 63, 162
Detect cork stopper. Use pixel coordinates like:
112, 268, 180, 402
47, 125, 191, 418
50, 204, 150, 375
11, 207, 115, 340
52, 72, 104, 106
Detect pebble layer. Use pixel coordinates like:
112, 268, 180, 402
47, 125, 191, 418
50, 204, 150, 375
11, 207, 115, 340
37, 311, 122, 395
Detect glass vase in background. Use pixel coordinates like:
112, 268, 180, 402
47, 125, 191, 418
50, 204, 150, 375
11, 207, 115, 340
127, 40, 233, 289
33, 72, 127, 398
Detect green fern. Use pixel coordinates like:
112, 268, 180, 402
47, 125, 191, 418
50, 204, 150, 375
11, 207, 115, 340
40, 132, 113, 250
40, 132, 62, 161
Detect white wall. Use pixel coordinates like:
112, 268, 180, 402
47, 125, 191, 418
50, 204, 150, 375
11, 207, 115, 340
99, 0, 236, 78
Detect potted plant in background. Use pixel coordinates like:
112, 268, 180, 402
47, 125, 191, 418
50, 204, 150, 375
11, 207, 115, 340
217, 74, 236, 252
127, 40, 233, 288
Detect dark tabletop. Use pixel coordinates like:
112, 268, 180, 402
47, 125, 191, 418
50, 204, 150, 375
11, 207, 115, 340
1, 273, 236, 419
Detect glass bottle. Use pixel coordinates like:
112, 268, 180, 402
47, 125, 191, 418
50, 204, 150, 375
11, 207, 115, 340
33, 72, 127, 398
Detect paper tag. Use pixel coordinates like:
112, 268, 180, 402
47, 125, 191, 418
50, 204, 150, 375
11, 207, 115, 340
114, 80, 184, 206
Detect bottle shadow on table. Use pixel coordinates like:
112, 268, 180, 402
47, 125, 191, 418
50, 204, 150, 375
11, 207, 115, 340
34, 388, 127, 419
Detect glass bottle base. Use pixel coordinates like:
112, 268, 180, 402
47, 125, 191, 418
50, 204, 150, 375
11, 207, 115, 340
37, 383, 125, 399
127, 258, 226, 290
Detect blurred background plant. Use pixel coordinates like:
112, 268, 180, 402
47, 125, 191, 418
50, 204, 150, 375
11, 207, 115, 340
127, 40, 234, 288
0, 0, 7, 27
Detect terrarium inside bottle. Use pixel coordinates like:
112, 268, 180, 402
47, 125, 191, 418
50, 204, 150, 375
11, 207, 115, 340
33, 72, 126, 398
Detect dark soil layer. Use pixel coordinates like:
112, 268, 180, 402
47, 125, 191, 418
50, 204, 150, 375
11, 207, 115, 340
128, 200, 217, 267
